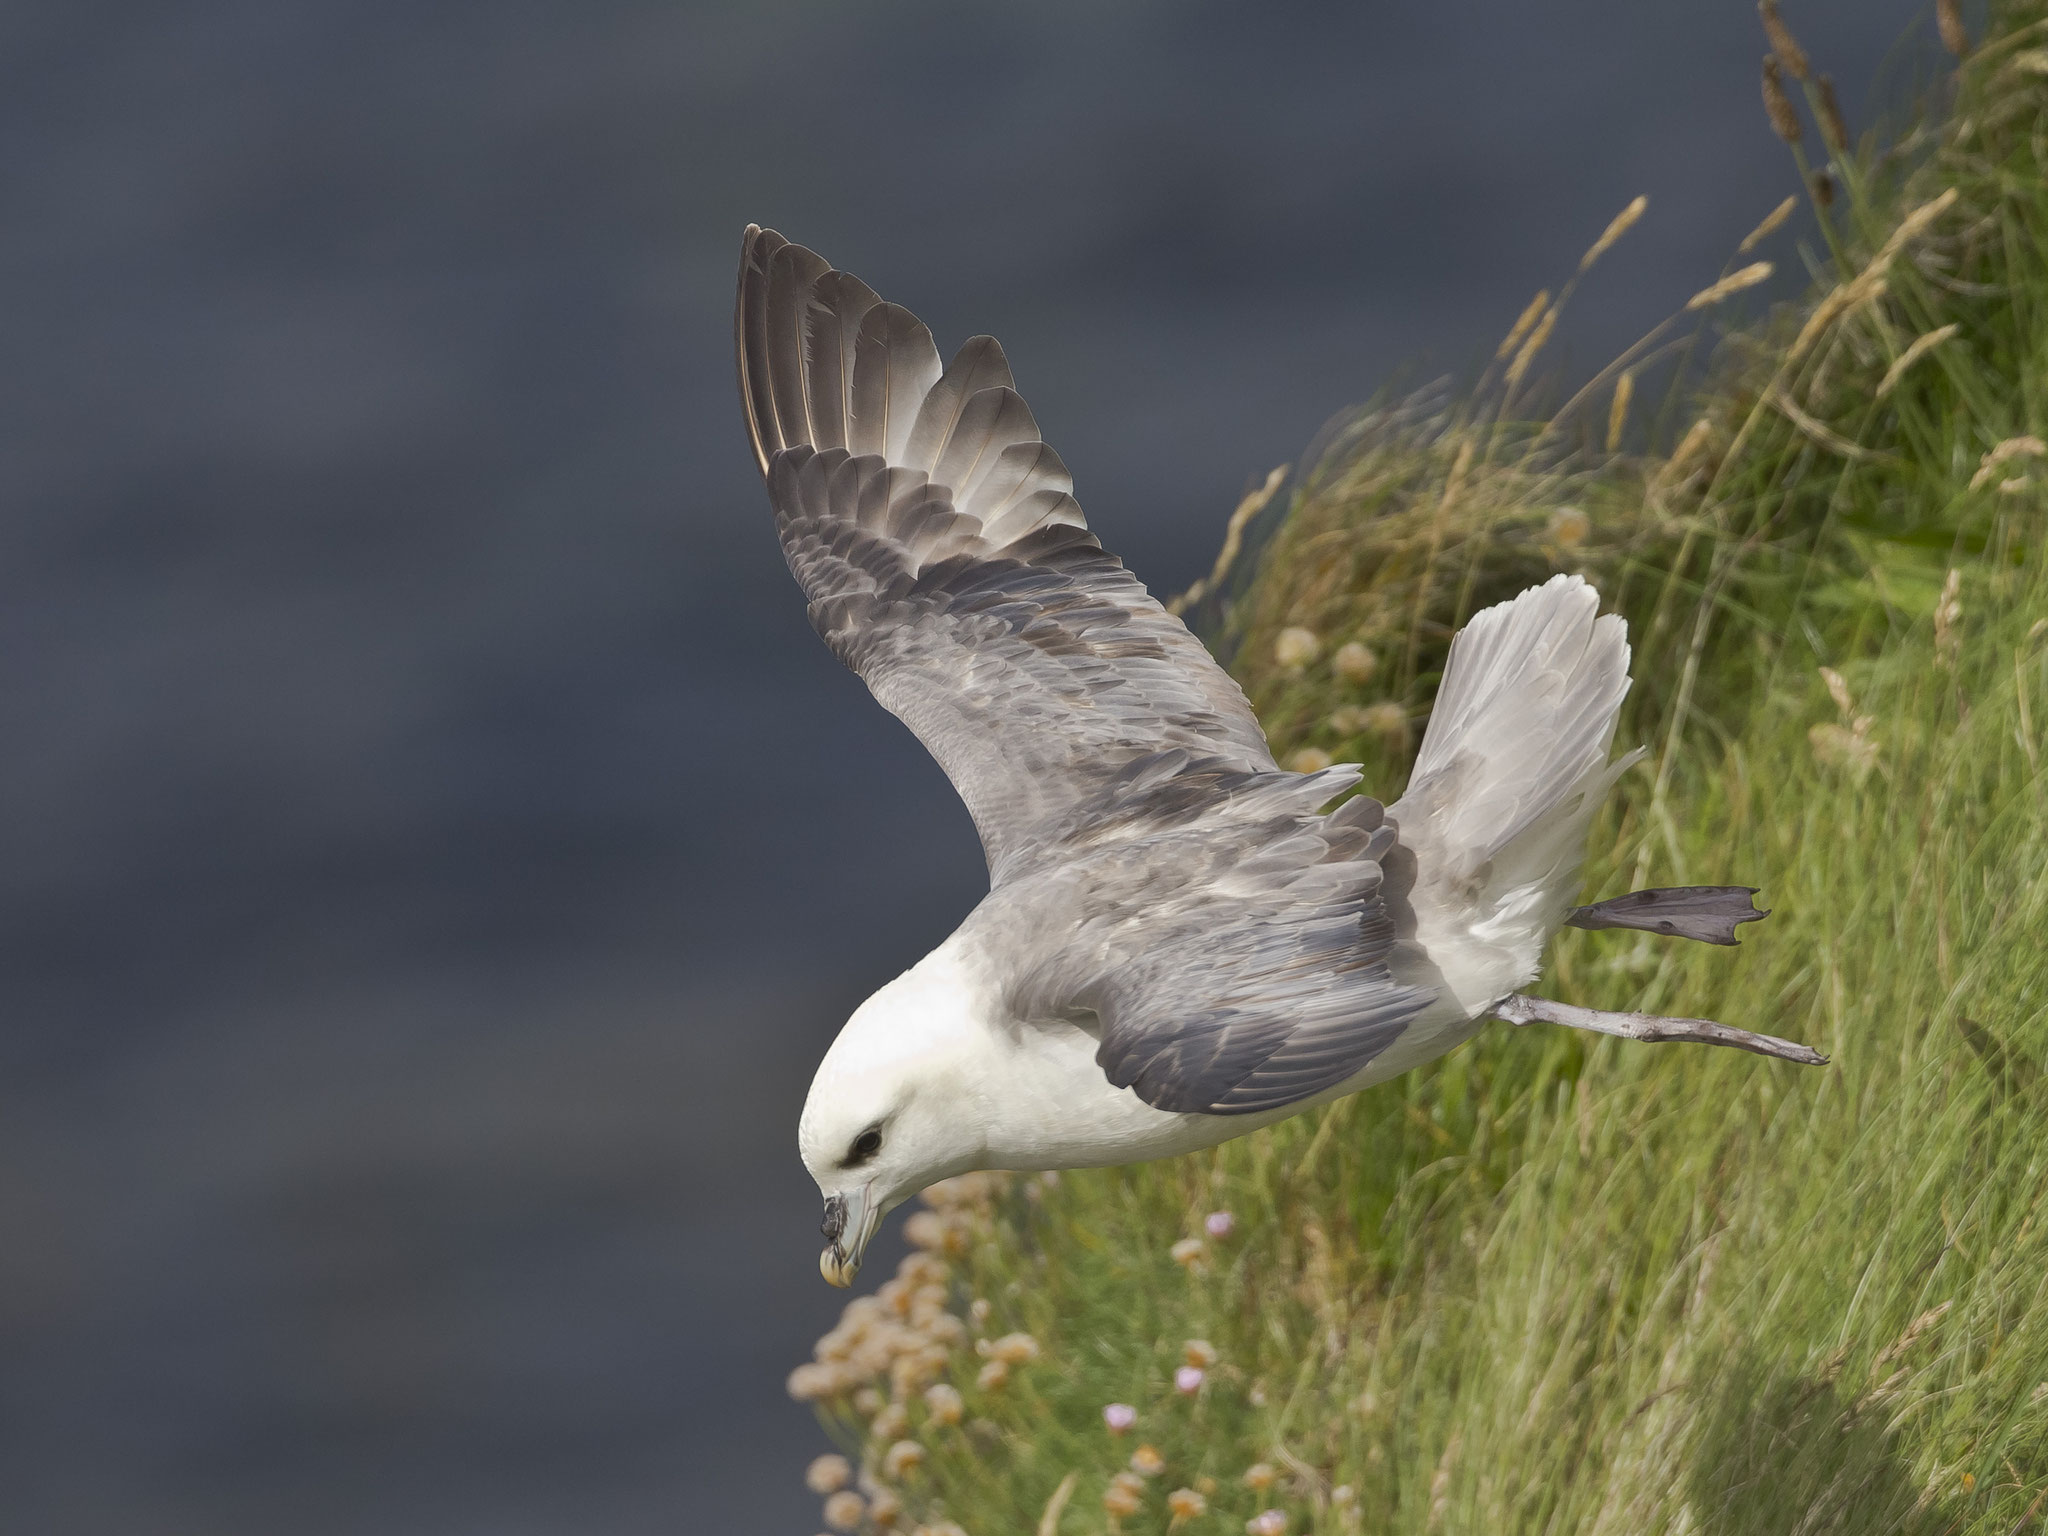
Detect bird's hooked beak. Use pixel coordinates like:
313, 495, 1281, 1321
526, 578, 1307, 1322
819, 1184, 878, 1288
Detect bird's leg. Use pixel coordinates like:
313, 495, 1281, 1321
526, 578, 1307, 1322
1491, 992, 1827, 1065
1564, 886, 1769, 946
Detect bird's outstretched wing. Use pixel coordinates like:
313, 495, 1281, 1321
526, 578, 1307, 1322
735, 226, 1274, 881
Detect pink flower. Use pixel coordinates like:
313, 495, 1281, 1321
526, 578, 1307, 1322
1103, 1402, 1137, 1433
1174, 1365, 1205, 1395
1204, 1211, 1236, 1239
1247, 1511, 1288, 1536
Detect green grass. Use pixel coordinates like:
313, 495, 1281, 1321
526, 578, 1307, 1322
791, 6, 2048, 1531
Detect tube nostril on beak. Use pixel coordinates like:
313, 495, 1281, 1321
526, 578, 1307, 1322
820, 1194, 847, 1245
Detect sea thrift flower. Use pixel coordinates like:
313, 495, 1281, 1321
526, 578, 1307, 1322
1809, 722, 1878, 780
882, 1439, 926, 1479
1331, 1484, 1357, 1507
1274, 627, 1320, 670
915, 1525, 968, 1536
1362, 702, 1407, 741
1167, 1487, 1209, 1524
1247, 1511, 1288, 1536
976, 1359, 1009, 1391
1169, 1238, 1204, 1268
853, 1386, 885, 1416
805, 1454, 853, 1494
1546, 506, 1591, 547
1102, 1402, 1137, 1434
1242, 1462, 1278, 1491
1174, 1365, 1205, 1395
984, 1332, 1039, 1365
902, 1211, 946, 1250
1183, 1339, 1218, 1369
822, 1489, 867, 1531
870, 1401, 909, 1441
1285, 746, 1334, 774
924, 1383, 964, 1425
1130, 1444, 1166, 1477
868, 1486, 904, 1526
787, 1362, 842, 1401
1204, 1210, 1235, 1239
1330, 642, 1377, 685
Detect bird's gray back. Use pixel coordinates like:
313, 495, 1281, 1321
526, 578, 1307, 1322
967, 757, 1435, 1116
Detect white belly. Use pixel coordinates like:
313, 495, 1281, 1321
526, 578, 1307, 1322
970, 929, 1518, 1172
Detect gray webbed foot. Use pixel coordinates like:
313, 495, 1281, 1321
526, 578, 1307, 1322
1565, 886, 1769, 946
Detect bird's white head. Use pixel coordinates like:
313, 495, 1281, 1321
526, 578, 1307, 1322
799, 951, 989, 1287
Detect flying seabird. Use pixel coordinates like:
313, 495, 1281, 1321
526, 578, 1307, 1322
732, 227, 1824, 1288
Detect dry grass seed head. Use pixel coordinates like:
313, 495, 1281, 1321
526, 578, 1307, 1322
1867, 188, 1958, 276
1660, 418, 1720, 489
1740, 195, 1799, 252
1504, 305, 1560, 392
1971, 436, 2047, 489
1788, 273, 1888, 365
1763, 55, 1804, 143
1496, 290, 1551, 361
1579, 195, 1648, 273
1817, 74, 1849, 153
1876, 324, 1960, 397
1820, 666, 1855, 718
1607, 369, 1635, 453
1758, 0, 1810, 80
1937, 0, 1969, 55
1686, 261, 1775, 311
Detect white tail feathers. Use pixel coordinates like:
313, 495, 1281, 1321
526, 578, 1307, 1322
1390, 575, 1638, 990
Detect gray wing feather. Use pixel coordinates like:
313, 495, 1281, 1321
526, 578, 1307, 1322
736, 225, 1274, 879
995, 767, 1433, 1115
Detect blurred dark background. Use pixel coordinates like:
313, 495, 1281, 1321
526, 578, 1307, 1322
0, 2, 1931, 1531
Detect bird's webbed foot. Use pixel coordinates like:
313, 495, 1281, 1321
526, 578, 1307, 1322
1491, 992, 1826, 1065
1564, 886, 1769, 946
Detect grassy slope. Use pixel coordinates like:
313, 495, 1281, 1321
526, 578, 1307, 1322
792, 7, 2048, 1532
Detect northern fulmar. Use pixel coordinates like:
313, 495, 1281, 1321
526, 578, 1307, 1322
732, 227, 1823, 1287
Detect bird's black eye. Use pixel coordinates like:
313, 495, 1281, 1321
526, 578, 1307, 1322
844, 1126, 883, 1167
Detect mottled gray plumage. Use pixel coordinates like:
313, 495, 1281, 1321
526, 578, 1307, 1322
737, 225, 1430, 1113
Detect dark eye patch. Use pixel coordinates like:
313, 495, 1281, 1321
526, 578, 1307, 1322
843, 1125, 883, 1167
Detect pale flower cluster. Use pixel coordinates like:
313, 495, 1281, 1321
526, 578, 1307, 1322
1809, 664, 1879, 781
791, 1176, 1017, 1534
